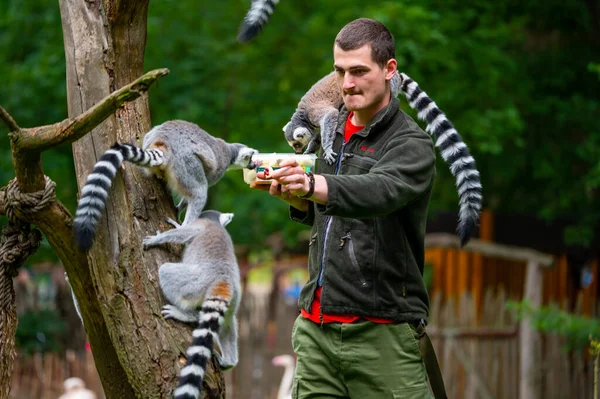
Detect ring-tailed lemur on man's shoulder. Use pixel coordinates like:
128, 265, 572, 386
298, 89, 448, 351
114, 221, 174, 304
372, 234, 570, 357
283, 71, 401, 164
142, 210, 241, 399
73, 120, 257, 251
237, 0, 280, 42
283, 71, 482, 246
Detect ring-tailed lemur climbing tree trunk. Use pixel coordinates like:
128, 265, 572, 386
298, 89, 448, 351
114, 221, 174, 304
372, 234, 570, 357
57, 0, 226, 398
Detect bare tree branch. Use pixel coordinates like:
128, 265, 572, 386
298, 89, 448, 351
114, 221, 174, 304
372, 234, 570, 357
11, 68, 169, 152
0, 106, 19, 132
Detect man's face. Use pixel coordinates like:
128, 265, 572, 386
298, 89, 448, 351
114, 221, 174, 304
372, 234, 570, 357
333, 44, 395, 114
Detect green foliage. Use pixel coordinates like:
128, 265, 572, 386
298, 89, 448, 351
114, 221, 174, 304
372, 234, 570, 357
0, 0, 74, 264
590, 337, 600, 356
507, 299, 600, 351
15, 309, 66, 354
1, 0, 599, 255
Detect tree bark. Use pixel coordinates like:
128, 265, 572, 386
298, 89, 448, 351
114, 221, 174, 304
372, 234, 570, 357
57, 0, 225, 398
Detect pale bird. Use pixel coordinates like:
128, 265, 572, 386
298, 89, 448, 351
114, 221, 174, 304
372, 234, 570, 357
272, 354, 296, 399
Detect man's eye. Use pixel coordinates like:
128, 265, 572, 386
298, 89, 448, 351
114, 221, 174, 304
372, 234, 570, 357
353, 70, 366, 76
335, 69, 344, 75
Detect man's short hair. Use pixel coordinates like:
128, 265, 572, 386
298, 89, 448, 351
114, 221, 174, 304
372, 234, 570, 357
334, 18, 395, 68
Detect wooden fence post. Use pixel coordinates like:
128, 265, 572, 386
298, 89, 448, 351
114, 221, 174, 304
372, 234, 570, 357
520, 260, 543, 399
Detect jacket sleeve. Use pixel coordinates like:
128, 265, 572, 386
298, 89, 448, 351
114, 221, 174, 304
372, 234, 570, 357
316, 132, 435, 219
289, 204, 315, 226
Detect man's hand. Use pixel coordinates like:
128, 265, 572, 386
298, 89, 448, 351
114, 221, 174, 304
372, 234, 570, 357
249, 159, 309, 211
268, 159, 312, 197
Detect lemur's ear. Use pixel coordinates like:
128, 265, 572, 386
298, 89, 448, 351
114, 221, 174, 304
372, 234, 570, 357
293, 127, 311, 141
219, 213, 234, 227
283, 121, 291, 132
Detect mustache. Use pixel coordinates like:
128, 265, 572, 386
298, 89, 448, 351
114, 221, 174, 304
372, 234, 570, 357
343, 90, 361, 95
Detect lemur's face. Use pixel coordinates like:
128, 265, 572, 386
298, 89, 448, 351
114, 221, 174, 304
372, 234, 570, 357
283, 122, 313, 154
232, 145, 259, 169
334, 44, 397, 116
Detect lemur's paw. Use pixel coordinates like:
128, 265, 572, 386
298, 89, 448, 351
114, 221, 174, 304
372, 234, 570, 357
142, 236, 158, 250
161, 305, 197, 322
324, 150, 337, 165
161, 305, 179, 320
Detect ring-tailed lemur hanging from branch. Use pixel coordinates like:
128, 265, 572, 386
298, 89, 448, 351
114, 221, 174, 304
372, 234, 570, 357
283, 71, 482, 246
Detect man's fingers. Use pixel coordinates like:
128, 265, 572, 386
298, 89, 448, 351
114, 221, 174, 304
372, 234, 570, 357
270, 166, 290, 179
278, 159, 299, 168
286, 183, 305, 192
269, 181, 282, 196
274, 168, 305, 181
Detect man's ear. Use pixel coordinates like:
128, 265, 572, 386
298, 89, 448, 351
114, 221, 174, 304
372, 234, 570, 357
385, 59, 398, 81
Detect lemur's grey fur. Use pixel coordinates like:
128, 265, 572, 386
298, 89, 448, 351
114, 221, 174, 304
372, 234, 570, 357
142, 210, 241, 399
398, 73, 482, 246
283, 71, 401, 164
237, 0, 280, 42
73, 120, 257, 251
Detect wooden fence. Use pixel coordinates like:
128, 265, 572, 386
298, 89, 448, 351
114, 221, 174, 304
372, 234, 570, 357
428, 289, 598, 399
8, 280, 599, 399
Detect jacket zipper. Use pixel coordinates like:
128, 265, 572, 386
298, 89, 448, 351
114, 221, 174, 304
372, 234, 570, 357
315, 142, 347, 324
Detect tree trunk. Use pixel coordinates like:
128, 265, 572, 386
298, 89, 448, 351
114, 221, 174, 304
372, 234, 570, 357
58, 0, 225, 397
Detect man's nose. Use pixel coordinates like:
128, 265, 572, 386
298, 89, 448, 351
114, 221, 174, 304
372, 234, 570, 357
343, 75, 355, 91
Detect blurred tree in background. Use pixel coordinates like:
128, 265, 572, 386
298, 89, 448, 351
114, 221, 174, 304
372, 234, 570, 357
1, 0, 599, 256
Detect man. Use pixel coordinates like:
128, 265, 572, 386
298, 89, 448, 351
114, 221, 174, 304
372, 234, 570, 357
252, 18, 442, 398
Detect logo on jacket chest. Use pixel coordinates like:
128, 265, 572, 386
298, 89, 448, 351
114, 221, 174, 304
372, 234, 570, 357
360, 145, 375, 153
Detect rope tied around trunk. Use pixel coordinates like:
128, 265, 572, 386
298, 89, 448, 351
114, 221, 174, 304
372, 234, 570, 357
0, 176, 55, 399
0, 176, 55, 300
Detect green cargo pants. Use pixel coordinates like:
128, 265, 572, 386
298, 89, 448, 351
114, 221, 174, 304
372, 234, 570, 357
291, 316, 434, 399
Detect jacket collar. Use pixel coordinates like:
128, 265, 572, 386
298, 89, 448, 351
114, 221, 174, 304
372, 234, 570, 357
336, 95, 400, 138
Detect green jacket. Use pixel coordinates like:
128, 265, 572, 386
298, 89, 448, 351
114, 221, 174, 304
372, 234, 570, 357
291, 96, 436, 323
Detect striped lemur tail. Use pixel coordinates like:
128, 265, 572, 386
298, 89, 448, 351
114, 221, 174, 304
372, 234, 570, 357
174, 295, 230, 399
237, 0, 279, 42
399, 73, 483, 246
73, 143, 164, 251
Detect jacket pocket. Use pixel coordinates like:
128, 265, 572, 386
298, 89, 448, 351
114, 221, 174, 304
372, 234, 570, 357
340, 232, 368, 288
341, 153, 377, 174
338, 217, 374, 288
